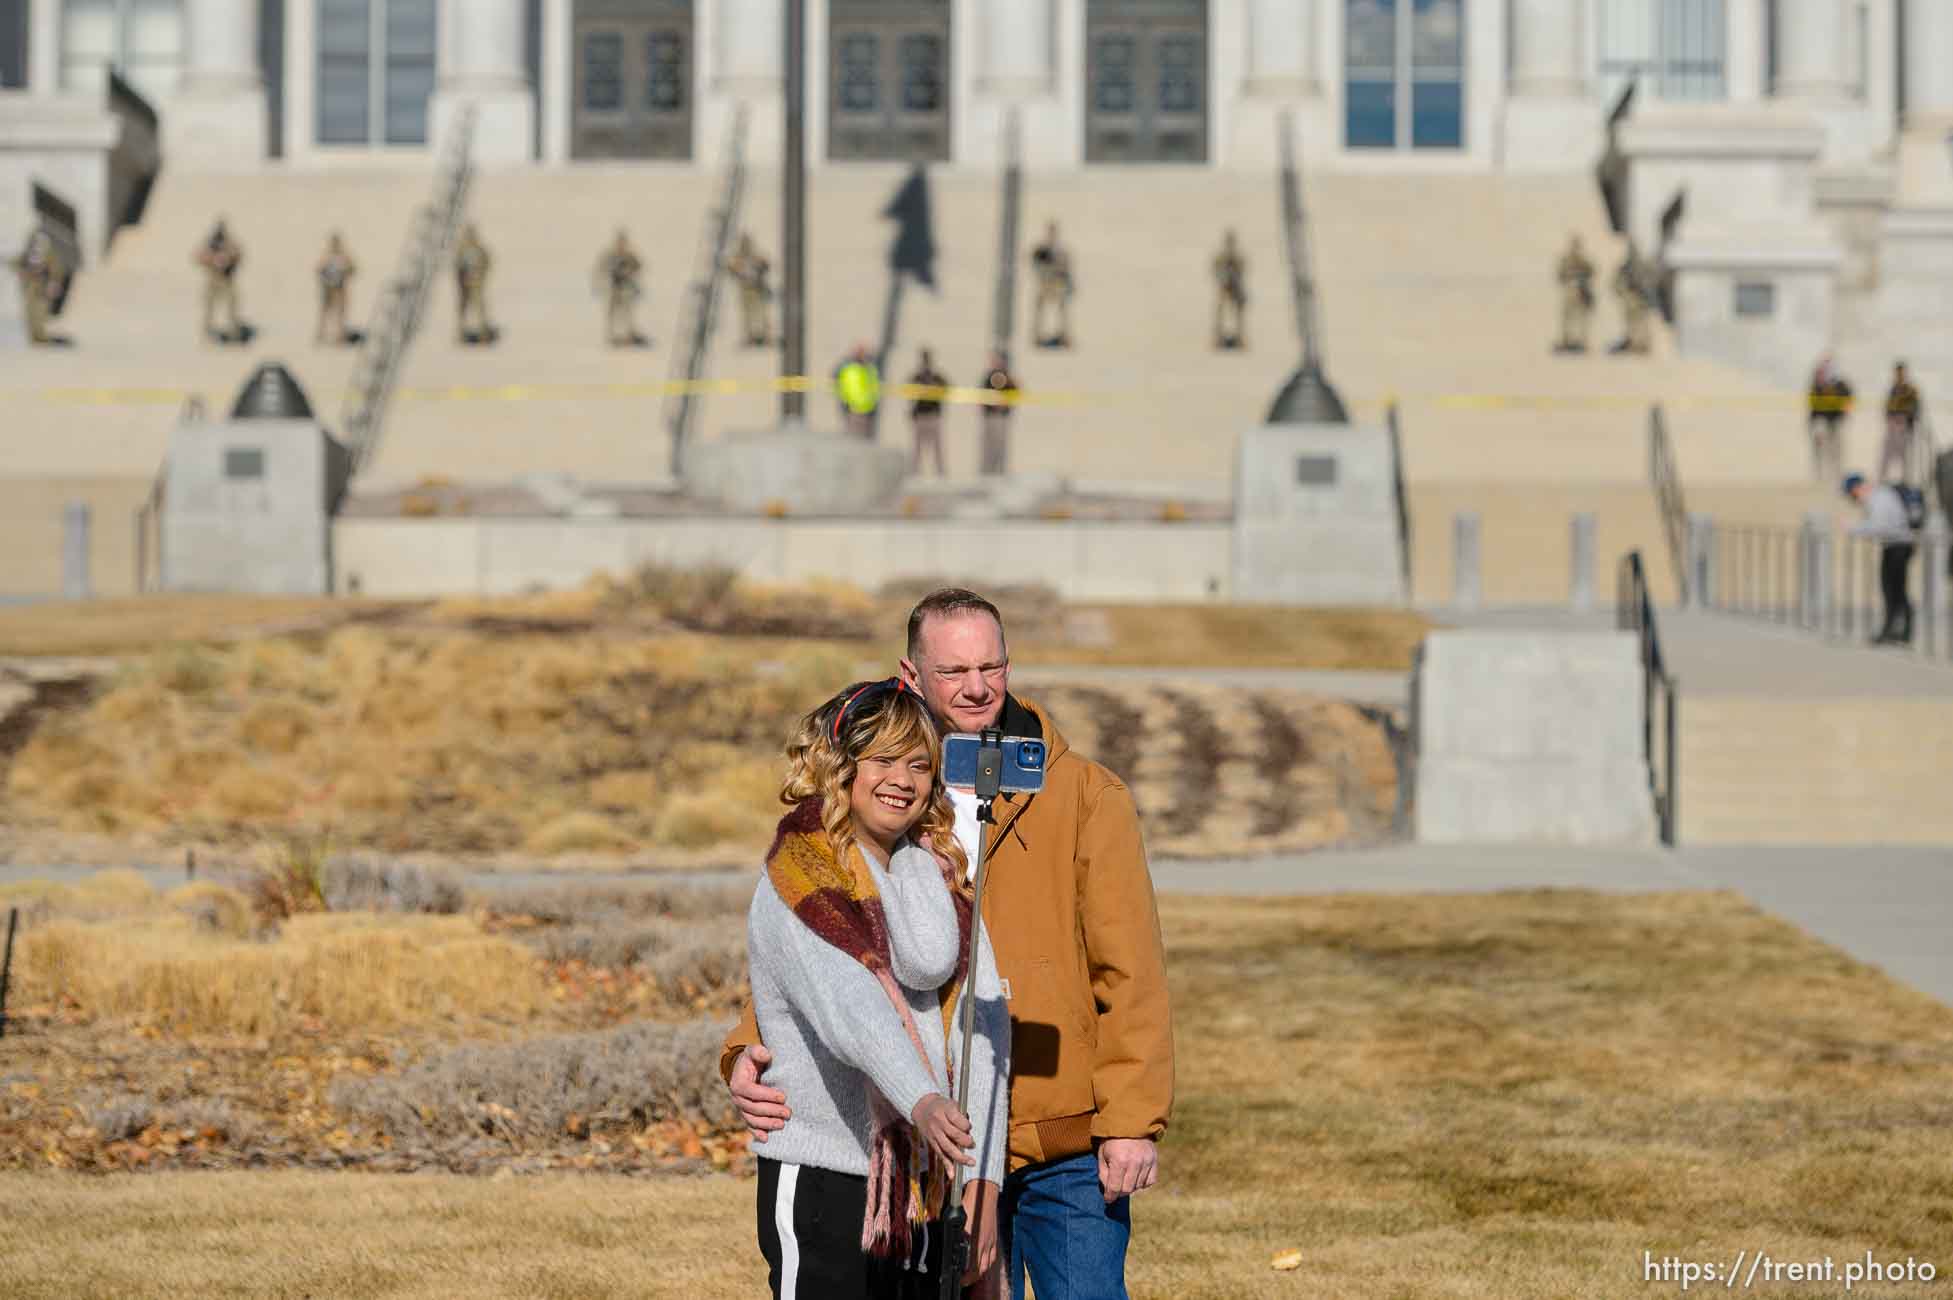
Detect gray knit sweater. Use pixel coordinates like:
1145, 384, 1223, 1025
747, 838, 1009, 1187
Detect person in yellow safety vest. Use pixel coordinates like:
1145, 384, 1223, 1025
835, 342, 880, 438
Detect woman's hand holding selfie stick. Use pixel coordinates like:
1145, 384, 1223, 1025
911, 1093, 975, 1170
938, 729, 1008, 1298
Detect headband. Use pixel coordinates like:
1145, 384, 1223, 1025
831, 677, 920, 742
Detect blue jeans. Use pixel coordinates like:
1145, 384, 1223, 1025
1000, 1152, 1131, 1300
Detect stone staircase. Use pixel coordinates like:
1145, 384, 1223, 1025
1652, 612, 1953, 845
0, 164, 1849, 600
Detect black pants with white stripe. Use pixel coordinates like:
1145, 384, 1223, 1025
757, 1158, 950, 1299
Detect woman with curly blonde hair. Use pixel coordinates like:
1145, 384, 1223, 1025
748, 678, 1009, 1299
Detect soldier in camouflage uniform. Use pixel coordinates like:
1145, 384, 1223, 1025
455, 224, 494, 345
1213, 229, 1247, 350
597, 229, 646, 347
725, 232, 772, 348
1555, 234, 1595, 353
1611, 242, 1653, 356
1030, 222, 1073, 349
195, 220, 244, 342
11, 226, 64, 346
315, 232, 357, 346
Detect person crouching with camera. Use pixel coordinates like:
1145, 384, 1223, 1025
748, 678, 1009, 1298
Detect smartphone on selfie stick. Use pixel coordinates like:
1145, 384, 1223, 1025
938, 729, 1045, 1297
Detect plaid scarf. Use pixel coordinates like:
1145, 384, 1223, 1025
765, 796, 974, 1260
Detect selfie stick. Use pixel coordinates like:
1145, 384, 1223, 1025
940, 727, 1002, 1297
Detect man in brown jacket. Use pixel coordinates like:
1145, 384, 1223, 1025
723, 587, 1174, 1300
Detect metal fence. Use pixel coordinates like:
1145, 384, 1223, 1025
1687, 515, 1953, 660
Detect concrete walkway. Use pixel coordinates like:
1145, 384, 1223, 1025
1157, 842, 1953, 1008
1435, 604, 1953, 697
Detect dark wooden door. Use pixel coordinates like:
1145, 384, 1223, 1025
828, 0, 950, 162
1085, 0, 1207, 163
572, 0, 693, 160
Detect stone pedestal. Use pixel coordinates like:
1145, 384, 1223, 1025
1230, 423, 1405, 606
1667, 230, 1841, 387
1414, 632, 1657, 846
1619, 108, 1841, 384
680, 423, 909, 515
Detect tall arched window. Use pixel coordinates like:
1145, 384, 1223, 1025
61, 0, 183, 101
1598, 0, 1726, 101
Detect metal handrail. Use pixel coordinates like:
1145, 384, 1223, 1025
1387, 401, 1411, 593
990, 107, 1022, 355
1649, 404, 1690, 602
1617, 550, 1679, 846
664, 105, 750, 478
343, 107, 477, 475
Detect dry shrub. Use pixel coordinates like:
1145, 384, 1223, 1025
79, 1093, 259, 1145
524, 812, 637, 857
613, 562, 740, 619
329, 1018, 737, 1141
319, 858, 464, 915
482, 879, 752, 928
605, 563, 878, 639
653, 792, 770, 851
17, 912, 548, 1035
80, 1093, 157, 1142
166, 881, 257, 939
150, 646, 225, 695
588, 770, 658, 812
241, 834, 330, 923
235, 698, 313, 754
533, 914, 746, 990
205, 767, 303, 823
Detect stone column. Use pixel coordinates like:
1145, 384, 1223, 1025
182, 0, 261, 94
432, 0, 535, 166
716, 0, 784, 88
28, 0, 61, 94
1896, 0, 1953, 202
1774, 0, 1848, 102
1502, 0, 1595, 172
978, 0, 1055, 96
1724, 0, 1765, 103
1243, 0, 1315, 94
1880, 0, 1953, 364
1508, 0, 1582, 98
168, 0, 267, 165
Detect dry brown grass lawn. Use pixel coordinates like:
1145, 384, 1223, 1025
0, 595, 410, 657
1012, 603, 1433, 671
3, 889, 1950, 1298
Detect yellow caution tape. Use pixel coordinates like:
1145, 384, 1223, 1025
17, 377, 1860, 414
